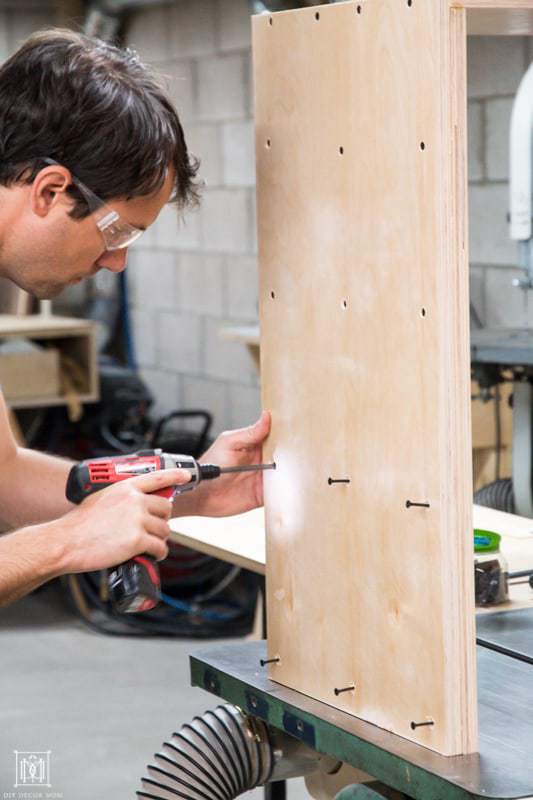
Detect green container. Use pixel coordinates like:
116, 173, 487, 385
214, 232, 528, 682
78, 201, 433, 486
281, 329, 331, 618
473, 528, 501, 553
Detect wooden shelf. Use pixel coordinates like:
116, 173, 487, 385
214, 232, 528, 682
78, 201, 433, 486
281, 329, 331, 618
0, 314, 99, 409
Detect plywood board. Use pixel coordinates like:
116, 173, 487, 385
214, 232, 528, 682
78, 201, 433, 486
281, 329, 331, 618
254, 0, 479, 756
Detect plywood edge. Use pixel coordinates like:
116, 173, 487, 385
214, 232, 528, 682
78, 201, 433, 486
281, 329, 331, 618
439, 1, 478, 755
457, 0, 533, 35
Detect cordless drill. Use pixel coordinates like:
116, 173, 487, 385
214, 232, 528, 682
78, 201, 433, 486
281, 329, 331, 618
66, 450, 275, 614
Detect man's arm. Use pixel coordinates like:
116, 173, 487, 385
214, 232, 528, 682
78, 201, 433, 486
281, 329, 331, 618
0, 520, 67, 605
0, 394, 73, 529
0, 468, 191, 607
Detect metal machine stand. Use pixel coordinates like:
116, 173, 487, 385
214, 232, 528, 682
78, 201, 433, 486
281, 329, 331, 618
190, 630, 533, 800
471, 327, 533, 516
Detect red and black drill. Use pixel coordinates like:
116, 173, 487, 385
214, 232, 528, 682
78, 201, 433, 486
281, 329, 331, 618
66, 449, 275, 614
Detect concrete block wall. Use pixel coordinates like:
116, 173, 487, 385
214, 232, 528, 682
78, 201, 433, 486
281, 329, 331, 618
467, 36, 533, 329
126, 0, 259, 431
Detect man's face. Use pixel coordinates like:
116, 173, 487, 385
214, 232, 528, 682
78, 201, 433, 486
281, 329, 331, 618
0, 165, 175, 299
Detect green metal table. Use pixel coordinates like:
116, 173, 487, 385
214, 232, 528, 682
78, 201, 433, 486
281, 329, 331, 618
190, 611, 533, 800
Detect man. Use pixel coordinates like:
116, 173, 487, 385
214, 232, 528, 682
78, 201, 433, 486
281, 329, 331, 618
0, 30, 271, 606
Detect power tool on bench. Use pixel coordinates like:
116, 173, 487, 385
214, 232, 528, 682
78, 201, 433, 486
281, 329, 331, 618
66, 450, 275, 614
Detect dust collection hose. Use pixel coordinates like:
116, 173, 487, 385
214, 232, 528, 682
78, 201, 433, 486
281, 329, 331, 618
137, 704, 341, 799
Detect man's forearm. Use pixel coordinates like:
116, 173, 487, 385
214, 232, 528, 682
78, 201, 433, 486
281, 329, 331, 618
0, 447, 73, 530
0, 394, 73, 530
0, 521, 67, 606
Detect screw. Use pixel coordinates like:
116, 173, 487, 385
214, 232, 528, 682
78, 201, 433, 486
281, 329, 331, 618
328, 478, 351, 485
334, 685, 355, 696
411, 720, 434, 730
260, 657, 280, 667
250, 697, 258, 709
296, 721, 304, 732
405, 500, 430, 509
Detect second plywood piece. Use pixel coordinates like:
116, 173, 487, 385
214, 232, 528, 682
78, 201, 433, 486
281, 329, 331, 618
255, 0, 477, 756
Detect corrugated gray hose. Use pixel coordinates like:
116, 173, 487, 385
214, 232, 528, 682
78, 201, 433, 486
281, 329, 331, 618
137, 704, 341, 799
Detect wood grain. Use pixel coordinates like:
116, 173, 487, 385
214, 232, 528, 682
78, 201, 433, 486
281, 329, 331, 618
254, 0, 481, 756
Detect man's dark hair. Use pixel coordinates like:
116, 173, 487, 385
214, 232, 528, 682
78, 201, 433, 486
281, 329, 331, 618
0, 29, 200, 217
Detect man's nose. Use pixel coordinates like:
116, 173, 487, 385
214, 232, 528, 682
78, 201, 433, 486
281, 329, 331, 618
97, 248, 128, 273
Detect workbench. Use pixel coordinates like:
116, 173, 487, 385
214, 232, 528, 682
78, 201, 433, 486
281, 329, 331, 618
170, 505, 533, 609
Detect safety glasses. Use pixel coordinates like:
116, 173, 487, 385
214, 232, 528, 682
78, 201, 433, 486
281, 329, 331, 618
42, 158, 145, 251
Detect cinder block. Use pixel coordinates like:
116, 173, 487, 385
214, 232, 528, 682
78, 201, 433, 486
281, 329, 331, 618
202, 316, 257, 383
467, 36, 527, 99
131, 309, 157, 367
197, 54, 247, 121
177, 253, 226, 316
199, 189, 250, 253
153, 204, 201, 250
127, 5, 171, 64
93, 269, 117, 300
6, 8, 56, 48
0, 12, 11, 61
469, 265, 486, 327
469, 184, 517, 267
218, 0, 252, 52
160, 60, 196, 122
486, 97, 514, 182
468, 101, 484, 182
185, 123, 222, 187
485, 266, 533, 328
222, 120, 256, 186
169, 0, 217, 59
158, 311, 202, 373
227, 255, 258, 321
53, 282, 87, 315
243, 52, 253, 116
139, 367, 182, 416
182, 375, 230, 435
250, 190, 258, 255
228, 382, 261, 429
127, 249, 178, 311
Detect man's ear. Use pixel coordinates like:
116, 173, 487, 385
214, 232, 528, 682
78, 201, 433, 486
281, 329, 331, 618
29, 165, 72, 218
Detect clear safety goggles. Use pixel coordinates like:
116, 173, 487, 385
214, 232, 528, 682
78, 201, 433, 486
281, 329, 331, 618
42, 158, 145, 251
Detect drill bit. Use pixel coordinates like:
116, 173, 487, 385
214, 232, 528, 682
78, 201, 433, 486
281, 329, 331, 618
218, 462, 276, 475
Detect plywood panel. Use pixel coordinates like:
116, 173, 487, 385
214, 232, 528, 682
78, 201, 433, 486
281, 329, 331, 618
254, 0, 478, 756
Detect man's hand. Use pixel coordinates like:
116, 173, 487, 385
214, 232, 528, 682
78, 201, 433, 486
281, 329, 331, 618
174, 411, 272, 518
52, 468, 192, 573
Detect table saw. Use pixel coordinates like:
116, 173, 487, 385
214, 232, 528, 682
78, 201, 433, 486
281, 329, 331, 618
188, 615, 533, 799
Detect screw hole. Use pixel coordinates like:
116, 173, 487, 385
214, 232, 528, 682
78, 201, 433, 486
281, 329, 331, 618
342, 299, 348, 309
339, 146, 344, 155
420, 141, 425, 151
270, 291, 275, 299
315, 11, 320, 20
357, 4, 362, 13
266, 138, 271, 148
269, 16, 273, 25
407, 0, 412, 6
420, 307, 426, 317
